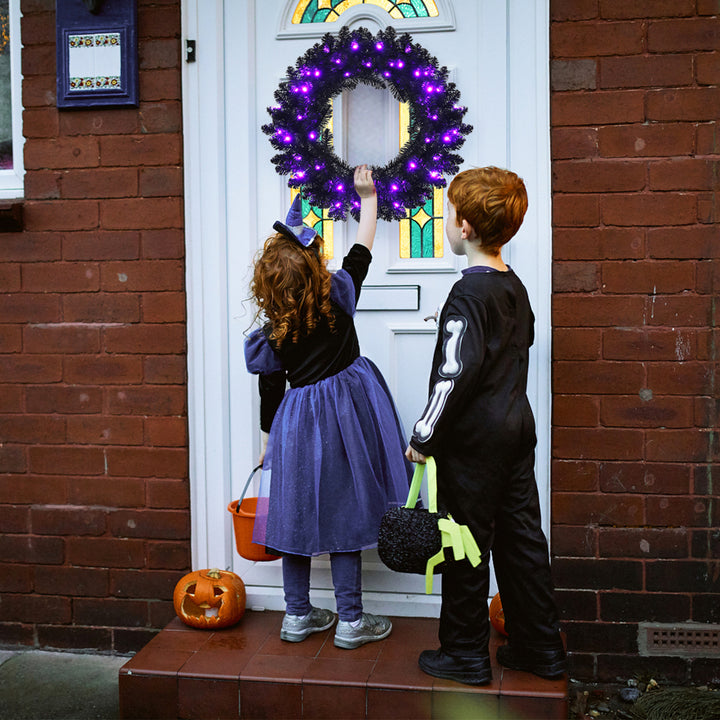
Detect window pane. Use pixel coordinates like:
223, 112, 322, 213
0, 0, 12, 170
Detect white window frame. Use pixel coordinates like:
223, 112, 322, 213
0, 0, 24, 199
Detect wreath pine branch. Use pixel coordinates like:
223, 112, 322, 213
262, 26, 472, 222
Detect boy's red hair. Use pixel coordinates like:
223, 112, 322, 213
447, 166, 528, 254
251, 233, 334, 348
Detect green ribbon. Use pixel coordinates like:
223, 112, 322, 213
405, 459, 482, 594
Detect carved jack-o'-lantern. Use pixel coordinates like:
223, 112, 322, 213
173, 568, 246, 629
489, 593, 508, 636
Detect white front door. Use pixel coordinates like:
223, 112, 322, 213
182, 0, 551, 616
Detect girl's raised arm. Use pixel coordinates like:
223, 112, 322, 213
353, 165, 377, 252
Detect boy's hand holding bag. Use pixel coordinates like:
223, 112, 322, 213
377, 457, 481, 593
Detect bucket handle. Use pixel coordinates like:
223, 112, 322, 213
234, 465, 263, 514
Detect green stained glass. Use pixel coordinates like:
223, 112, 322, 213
421, 220, 433, 257
410, 219, 422, 258
410, 0, 429, 15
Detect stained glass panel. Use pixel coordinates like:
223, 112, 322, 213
292, 188, 335, 259
0, 0, 12, 171
398, 100, 444, 259
292, 0, 438, 24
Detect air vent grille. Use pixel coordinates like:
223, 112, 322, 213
639, 623, 720, 657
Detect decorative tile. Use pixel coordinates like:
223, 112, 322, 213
68, 33, 122, 92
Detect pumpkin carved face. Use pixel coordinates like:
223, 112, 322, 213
173, 568, 246, 629
489, 593, 508, 636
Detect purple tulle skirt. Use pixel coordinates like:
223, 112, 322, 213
252, 356, 412, 556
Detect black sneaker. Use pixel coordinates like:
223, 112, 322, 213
418, 648, 492, 686
496, 644, 566, 679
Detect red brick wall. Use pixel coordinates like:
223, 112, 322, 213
0, 0, 189, 653
2, 0, 718, 684
550, 0, 719, 684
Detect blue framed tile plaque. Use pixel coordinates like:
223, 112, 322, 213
56, 0, 138, 108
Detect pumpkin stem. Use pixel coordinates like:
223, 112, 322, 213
206, 568, 222, 579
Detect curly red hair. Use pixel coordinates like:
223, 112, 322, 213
250, 233, 334, 348
447, 166, 528, 254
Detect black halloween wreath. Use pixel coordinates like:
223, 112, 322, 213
262, 26, 472, 222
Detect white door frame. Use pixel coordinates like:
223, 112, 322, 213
181, 0, 551, 612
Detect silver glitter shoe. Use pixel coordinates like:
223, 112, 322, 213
280, 607, 335, 642
334, 613, 392, 649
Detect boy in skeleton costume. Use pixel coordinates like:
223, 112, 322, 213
406, 167, 566, 686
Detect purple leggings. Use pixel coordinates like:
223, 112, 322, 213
282, 551, 362, 622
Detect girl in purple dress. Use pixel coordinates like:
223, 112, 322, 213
244, 166, 411, 649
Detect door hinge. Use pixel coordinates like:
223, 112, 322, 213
185, 39, 197, 63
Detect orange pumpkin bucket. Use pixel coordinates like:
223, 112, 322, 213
228, 466, 281, 562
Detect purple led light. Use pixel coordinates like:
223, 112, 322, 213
443, 135, 451, 143
309, 131, 317, 140
391, 184, 399, 191
376, 42, 384, 51
351, 41, 359, 51
408, 161, 417, 170
336, 183, 344, 192
283, 134, 292, 143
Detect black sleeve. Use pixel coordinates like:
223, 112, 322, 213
410, 294, 487, 455
341, 244, 372, 303
259, 371, 286, 433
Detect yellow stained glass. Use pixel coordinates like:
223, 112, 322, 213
292, 0, 439, 24
399, 101, 444, 259
290, 188, 334, 260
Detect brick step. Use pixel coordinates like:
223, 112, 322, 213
119, 611, 567, 719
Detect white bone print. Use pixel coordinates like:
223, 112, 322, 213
439, 318, 466, 377
413, 379, 453, 442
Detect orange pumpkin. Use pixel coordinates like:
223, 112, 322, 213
173, 568, 246, 629
489, 593, 508, 636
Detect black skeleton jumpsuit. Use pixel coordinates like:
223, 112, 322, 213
409, 266, 562, 658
